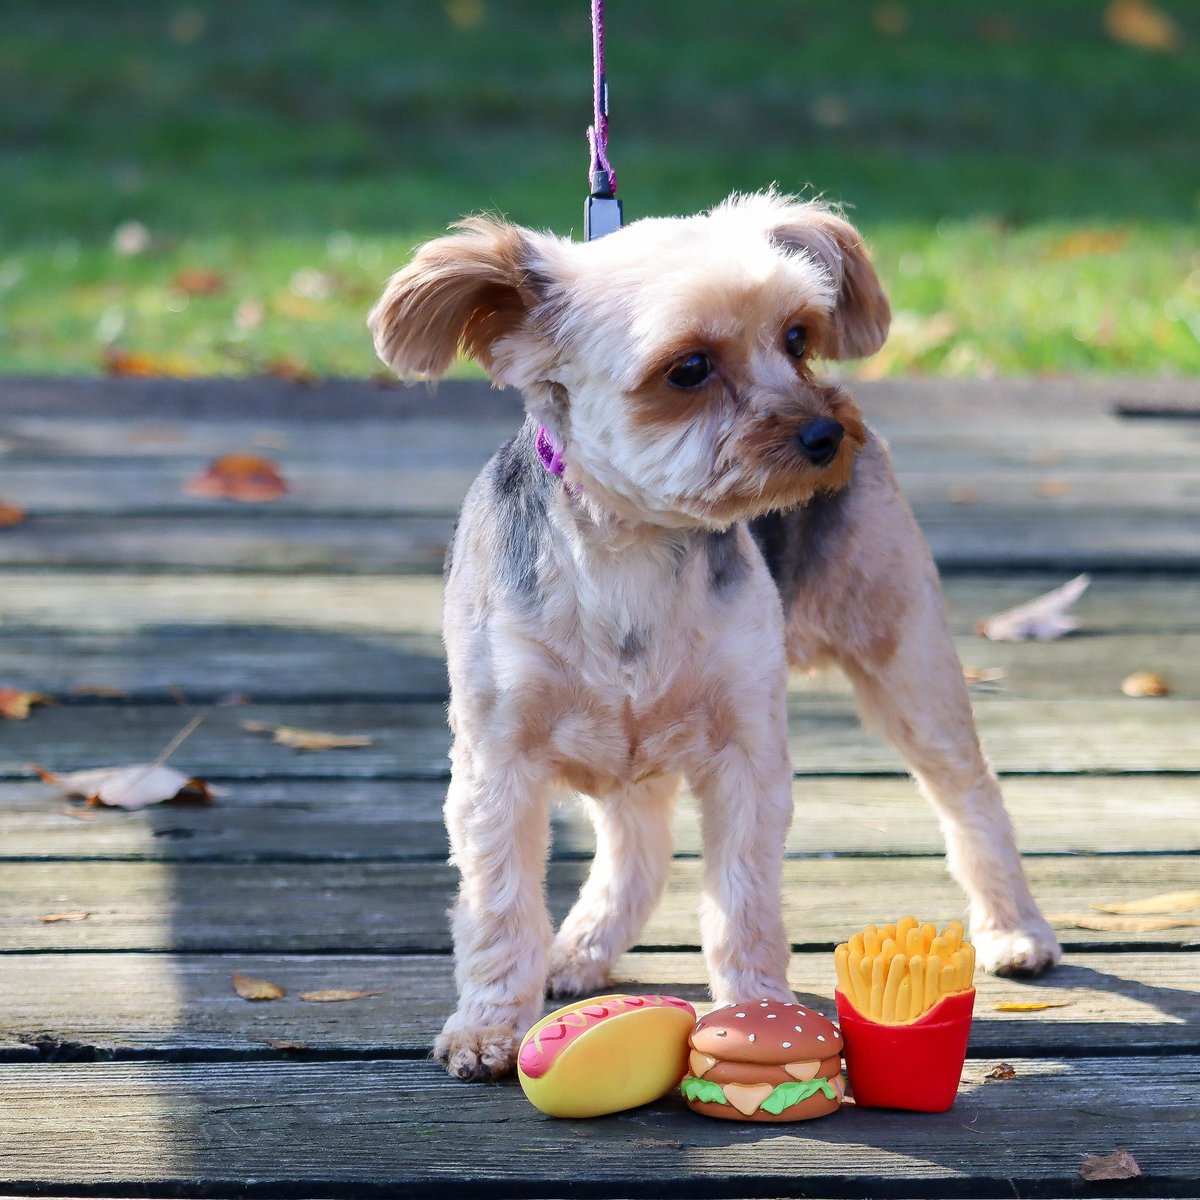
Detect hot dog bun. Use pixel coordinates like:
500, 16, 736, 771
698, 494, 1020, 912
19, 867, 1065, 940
517, 993, 696, 1118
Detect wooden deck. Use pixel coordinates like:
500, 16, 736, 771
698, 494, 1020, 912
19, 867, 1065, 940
1, 376, 1197, 1199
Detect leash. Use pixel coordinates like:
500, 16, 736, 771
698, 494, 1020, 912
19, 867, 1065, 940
538, 0, 622, 479
584, 0, 622, 240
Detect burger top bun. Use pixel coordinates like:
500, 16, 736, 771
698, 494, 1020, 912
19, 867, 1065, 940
690, 999, 843, 1066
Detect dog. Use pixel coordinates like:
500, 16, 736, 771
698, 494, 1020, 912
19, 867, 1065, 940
369, 192, 1062, 1082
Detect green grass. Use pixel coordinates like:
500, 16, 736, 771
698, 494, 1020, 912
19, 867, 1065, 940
1, 0, 1198, 377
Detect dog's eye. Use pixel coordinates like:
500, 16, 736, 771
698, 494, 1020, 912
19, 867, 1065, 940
785, 325, 808, 359
666, 353, 711, 389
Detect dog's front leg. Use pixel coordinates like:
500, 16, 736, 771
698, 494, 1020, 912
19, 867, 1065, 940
434, 747, 553, 1081
691, 730, 795, 1006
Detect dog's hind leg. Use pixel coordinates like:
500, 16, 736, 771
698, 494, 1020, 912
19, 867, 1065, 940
434, 749, 555, 1081
772, 437, 1061, 977
546, 773, 680, 998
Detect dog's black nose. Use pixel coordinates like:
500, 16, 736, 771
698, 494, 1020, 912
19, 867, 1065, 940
796, 417, 844, 466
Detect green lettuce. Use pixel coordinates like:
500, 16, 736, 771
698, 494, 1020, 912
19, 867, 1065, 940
680, 1075, 727, 1104
759, 1077, 838, 1115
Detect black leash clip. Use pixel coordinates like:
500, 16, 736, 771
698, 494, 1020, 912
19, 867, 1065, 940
585, 169, 622, 241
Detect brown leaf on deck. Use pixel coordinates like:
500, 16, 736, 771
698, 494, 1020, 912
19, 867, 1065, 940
1091, 889, 1200, 915
1079, 1148, 1142, 1182
68, 684, 131, 699
1120, 670, 1170, 697
0, 502, 26, 528
39, 910, 90, 923
240, 720, 373, 752
42, 764, 217, 810
1035, 477, 1069, 498
184, 453, 289, 502
1049, 911, 1200, 932
263, 1039, 311, 1051
232, 973, 286, 1002
0, 689, 53, 719
977, 574, 1090, 641
985, 1062, 1017, 1079
963, 666, 1006, 685
993, 1000, 1074, 1012
298, 988, 386, 1003
1104, 0, 1181, 51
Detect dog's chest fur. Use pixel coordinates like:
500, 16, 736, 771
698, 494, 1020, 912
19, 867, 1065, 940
445, 422, 788, 794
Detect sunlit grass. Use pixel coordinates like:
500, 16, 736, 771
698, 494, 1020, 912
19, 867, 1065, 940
1, 0, 1197, 377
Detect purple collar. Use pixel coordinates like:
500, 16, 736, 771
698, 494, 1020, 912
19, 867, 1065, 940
536, 425, 566, 476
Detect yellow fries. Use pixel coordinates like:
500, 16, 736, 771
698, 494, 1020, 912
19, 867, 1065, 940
834, 916, 976, 1024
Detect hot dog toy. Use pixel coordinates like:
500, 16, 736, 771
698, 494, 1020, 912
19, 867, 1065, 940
517, 993, 696, 1118
834, 916, 977, 1112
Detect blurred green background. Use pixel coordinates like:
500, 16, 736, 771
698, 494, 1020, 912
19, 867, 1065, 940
1, 0, 1197, 378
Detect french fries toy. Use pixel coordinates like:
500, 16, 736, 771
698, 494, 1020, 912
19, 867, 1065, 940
833, 917, 976, 1112
518, 994, 696, 1118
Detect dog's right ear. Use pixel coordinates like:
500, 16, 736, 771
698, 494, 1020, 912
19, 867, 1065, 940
368, 217, 550, 380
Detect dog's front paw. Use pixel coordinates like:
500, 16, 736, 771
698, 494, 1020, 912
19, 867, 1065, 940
973, 920, 1062, 978
545, 943, 613, 999
433, 1023, 519, 1081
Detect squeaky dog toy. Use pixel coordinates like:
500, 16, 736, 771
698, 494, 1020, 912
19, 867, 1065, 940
681, 999, 845, 1122
834, 916, 977, 1112
517, 994, 696, 1118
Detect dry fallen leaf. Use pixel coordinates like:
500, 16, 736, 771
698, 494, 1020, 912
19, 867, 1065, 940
232, 973, 286, 1002
977, 574, 1090, 642
102, 348, 196, 378
1121, 670, 1170, 697
297, 988, 386, 1003
0, 501, 26, 528
1035, 477, 1069, 498
172, 268, 227, 296
39, 910, 90, 923
241, 720, 373, 752
1050, 912, 1200, 933
1104, 0, 1180, 51
39, 764, 216, 810
985, 1062, 1017, 1080
263, 1039, 310, 1051
963, 666, 1006, 685
1091, 889, 1200, 915
184, 454, 289, 502
1079, 1148, 1142, 1182
993, 1000, 1075, 1012
0, 689, 53, 719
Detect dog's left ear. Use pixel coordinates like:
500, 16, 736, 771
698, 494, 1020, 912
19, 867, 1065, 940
770, 205, 891, 359
368, 216, 552, 380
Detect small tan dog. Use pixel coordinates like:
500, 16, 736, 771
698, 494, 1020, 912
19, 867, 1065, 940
369, 193, 1061, 1082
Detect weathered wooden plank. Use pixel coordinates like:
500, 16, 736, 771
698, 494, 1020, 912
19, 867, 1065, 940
0, 1056, 1195, 1195
2, 626, 1194, 701
2, 775, 1197, 861
5, 458, 1199, 516
3, 856, 1196, 952
3, 698, 1199, 780
2, 951, 1194, 1058
3, 508, 1200, 570
0, 628, 447, 700
4, 571, 1198, 637
2, 373, 1196, 420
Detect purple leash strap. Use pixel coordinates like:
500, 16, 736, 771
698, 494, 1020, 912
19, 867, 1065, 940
584, 0, 623, 240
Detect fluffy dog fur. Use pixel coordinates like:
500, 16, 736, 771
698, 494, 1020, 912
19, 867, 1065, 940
369, 193, 1062, 1082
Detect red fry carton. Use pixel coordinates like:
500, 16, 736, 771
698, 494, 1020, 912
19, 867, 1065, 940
834, 987, 975, 1112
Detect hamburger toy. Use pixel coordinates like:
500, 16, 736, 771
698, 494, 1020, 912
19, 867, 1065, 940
518, 993, 696, 1118
681, 999, 845, 1122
